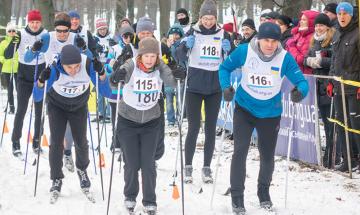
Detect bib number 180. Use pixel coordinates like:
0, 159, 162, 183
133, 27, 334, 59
138, 92, 159, 104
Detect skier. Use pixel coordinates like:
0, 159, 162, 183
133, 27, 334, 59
11, 10, 47, 157
219, 22, 309, 214
110, 37, 186, 214
176, 0, 232, 184
33, 44, 111, 203
0, 22, 19, 115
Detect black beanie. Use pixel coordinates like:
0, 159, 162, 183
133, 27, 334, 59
277, 15, 292, 27
257, 22, 281, 41
324, 3, 338, 15
242, 18, 256, 30
176, 8, 189, 17
314, 13, 331, 27
60, 44, 81, 65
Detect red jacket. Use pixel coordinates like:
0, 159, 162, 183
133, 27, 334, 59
286, 10, 319, 74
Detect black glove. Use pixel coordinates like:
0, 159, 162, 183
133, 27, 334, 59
96, 43, 104, 54
93, 58, 104, 75
117, 45, 133, 65
4, 43, 16, 59
32, 40, 43, 52
291, 87, 303, 103
172, 65, 186, 80
223, 86, 235, 102
108, 38, 117, 46
110, 68, 127, 84
75, 36, 86, 50
38, 66, 51, 83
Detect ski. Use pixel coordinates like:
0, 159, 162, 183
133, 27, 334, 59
50, 190, 60, 204
82, 188, 95, 203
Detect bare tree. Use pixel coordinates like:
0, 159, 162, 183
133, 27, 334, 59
0, 0, 12, 36
115, 0, 127, 31
128, 0, 135, 24
261, 0, 273, 10
282, 0, 312, 18
218, 0, 223, 23
159, 0, 170, 37
246, 0, 254, 20
147, 0, 158, 23
34, 0, 55, 31
136, 0, 146, 19
191, 0, 205, 22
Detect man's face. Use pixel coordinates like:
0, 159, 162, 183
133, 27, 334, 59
137, 31, 153, 40
177, 13, 186, 20
55, 26, 70, 42
337, 11, 352, 27
63, 63, 81, 76
241, 26, 255, 39
28, 21, 42, 32
200, 15, 217, 29
71, 17, 80, 30
259, 38, 279, 56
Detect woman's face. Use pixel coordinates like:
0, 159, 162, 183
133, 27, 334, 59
299, 14, 309, 28
315, 24, 328, 36
275, 20, 288, 34
200, 15, 217, 29
141, 53, 157, 69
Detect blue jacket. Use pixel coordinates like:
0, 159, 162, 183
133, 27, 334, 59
219, 43, 309, 118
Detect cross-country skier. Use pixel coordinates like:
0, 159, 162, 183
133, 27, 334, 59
110, 37, 186, 214
219, 22, 309, 214
33, 44, 111, 203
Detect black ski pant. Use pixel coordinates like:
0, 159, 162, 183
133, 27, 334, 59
110, 102, 121, 149
230, 104, 281, 199
11, 79, 43, 143
118, 115, 159, 206
334, 94, 360, 163
48, 102, 89, 180
2, 73, 17, 108
185, 91, 222, 167
155, 97, 165, 160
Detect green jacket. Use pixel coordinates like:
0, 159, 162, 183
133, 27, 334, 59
0, 35, 18, 73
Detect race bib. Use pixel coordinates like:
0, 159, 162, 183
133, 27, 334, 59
247, 73, 273, 88
133, 77, 160, 104
60, 83, 89, 96
200, 43, 221, 60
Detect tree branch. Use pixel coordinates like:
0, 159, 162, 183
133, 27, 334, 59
272, 0, 283, 8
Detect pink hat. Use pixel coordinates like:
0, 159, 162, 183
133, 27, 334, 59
96, 18, 108, 30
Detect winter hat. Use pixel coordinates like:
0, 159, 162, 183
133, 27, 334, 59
68, 10, 80, 19
266, 11, 280, 19
27, 10, 42, 22
276, 15, 292, 27
199, 0, 217, 18
6, 22, 17, 32
60, 44, 81, 65
167, 23, 184, 37
314, 13, 331, 27
257, 22, 281, 40
120, 17, 131, 25
96, 18, 108, 30
336, 2, 353, 17
136, 17, 155, 33
138, 37, 159, 55
119, 25, 134, 35
324, 3, 338, 15
54, 12, 71, 28
260, 9, 272, 17
223, 23, 234, 33
242, 18, 256, 30
176, 8, 189, 17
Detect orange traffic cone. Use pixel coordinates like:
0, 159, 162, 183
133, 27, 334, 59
3, 121, 9, 133
99, 153, 105, 168
42, 134, 49, 147
172, 185, 180, 200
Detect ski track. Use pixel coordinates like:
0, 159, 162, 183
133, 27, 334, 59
1, 104, 360, 215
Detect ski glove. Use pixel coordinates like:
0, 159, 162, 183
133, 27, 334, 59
185, 35, 195, 49
108, 38, 117, 46
172, 65, 187, 80
306, 57, 321, 69
326, 82, 334, 97
93, 58, 105, 75
111, 68, 127, 84
290, 87, 303, 103
222, 39, 231, 53
223, 86, 235, 102
4, 43, 16, 59
38, 66, 51, 83
11, 34, 20, 44
75, 36, 86, 50
32, 40, 43, 52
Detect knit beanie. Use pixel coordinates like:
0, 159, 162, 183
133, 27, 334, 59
176, 8, 189, 17
68, 10, 80, 19
223, 23, 234, 33
336, 2, 353, 17
60, 45, 81, 65
257, 22, 281, 40
120, 17, 131, 25
167, 23, 184, 37
136, 17, 155, 33
324, 3, 338, 15
242, 18, 256, 30
96, 18, 108, 30
199, 0, 217, 18
119, 25, 134, 35
138, 37, 159, 55
314, 13, 331, 27
276, 15, 292, 27
6, 22, 17, 32
27, 10, 42, 22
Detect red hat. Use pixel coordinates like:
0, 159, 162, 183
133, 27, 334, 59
96, 18, 108, 30
27, 10, 42, 22
223, 23, 234, 33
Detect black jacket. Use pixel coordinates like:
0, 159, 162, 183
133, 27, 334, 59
280, 28, 292, 49
329, 19, 360, 95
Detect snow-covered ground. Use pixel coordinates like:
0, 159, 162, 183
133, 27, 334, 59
0, 91, 360, 215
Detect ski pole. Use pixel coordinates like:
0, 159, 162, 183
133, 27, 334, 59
106, 81, 121, 215
24, 54, 39, 174
210, 101, 231, 209
87, 111, 97, 175
284, 115, 295, 208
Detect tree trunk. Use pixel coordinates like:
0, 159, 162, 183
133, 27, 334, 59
218, 0, 223, 24
128, 0, 135, 24
0, 0, 12, 37
136, 0, 146, 19
115, 0, 127, 31
88, 1, 96, 32
34, 0, 55, 31
191, 0, 204, 22
246, 0, 254, 20
159, 0, 170, 38
184, 0, 190, 11
261, 0, 273, 10
147, 0, 158, 25
282, 0, 312, 19
176, 0, 181, 10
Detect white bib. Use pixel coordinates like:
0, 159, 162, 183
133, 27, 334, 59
122, 58, 163, 110
188, 30, 224, 71
18, 29, 47, 65
45, 31, 75, 66
52, 55, 90, 98
241, 46, 286, 100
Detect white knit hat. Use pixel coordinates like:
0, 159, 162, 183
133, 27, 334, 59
6, 22, 17, 33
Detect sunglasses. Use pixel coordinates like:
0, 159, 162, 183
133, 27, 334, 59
8, 30, 16, 33
55, 28, 69, 33
122, 33, 133, 39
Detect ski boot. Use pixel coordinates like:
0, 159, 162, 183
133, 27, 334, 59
32, 138, 43, 154
64, 153, 75, 172
258, 185, 273, 211
50, 179, 62, 204
12, 141, 22, 157
124, 197, 136, 213
201, 166, 213, 184
143, 205, 157, 215
184, 165, 193, 184
232, 196, 246, 215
